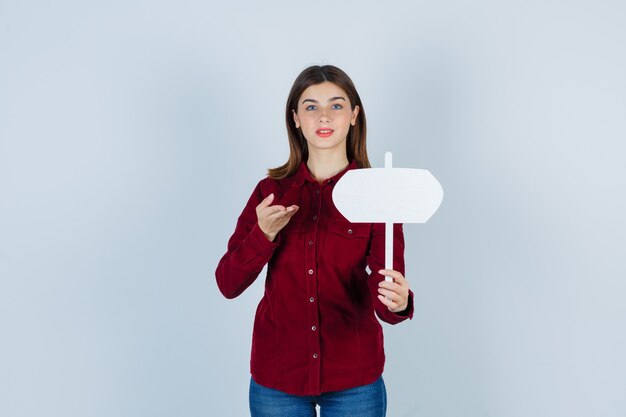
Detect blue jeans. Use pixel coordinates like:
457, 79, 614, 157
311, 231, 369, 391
249, 375, 387, 417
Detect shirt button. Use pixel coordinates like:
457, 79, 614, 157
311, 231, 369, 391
311, 326, 316, 331
308, 269, 314, 275
347, 229, 353, 235
312, 215, 318, 221
313, 353, 318, 359
308, 240, 314, 246
309, 297, 314, 302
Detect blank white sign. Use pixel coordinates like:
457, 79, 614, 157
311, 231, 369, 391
332, 167, 444, 224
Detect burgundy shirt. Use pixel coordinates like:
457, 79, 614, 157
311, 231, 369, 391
215, 160, 414, 396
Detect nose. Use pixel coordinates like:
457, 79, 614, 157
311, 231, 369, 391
319, 108, 330, 124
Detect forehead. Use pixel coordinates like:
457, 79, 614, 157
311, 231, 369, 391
299, 81, 350, 103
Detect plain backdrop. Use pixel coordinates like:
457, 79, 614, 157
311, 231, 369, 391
1, 1, 625, 416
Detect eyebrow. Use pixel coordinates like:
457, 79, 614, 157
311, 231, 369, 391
301, 96, 346, 104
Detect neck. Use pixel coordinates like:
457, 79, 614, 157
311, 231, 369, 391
306, 149, 350, 183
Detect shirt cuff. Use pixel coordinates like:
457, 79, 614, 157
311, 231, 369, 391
248, 222, 281, 254
392, 289, 414, 319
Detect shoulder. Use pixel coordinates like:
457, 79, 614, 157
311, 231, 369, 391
254, 175, 293, 200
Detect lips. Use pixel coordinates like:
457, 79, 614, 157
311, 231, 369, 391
316, 128, 334, 138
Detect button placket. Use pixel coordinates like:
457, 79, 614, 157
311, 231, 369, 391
305, 183, 322, 391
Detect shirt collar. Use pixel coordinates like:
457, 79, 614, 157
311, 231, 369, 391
290, 159, 358, 187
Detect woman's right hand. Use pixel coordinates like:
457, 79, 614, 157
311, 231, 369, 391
256, 193, 299, 242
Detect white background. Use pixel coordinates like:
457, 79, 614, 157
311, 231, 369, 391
1, 1, 625, 416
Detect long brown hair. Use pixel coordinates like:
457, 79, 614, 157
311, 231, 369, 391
268, 65, 370, 179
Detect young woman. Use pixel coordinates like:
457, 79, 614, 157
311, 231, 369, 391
216, 65, 414, 417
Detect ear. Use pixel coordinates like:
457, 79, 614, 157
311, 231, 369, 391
292, 109, 300, 128
351, 105, 360, 126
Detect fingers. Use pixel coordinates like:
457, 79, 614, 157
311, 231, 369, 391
377, 292, 407, 312
256, 193, 275, 212
378, 280, 402, 294
377, 287, 400, 302
378, 269, 406, 284
264, 205, 288, 216
257, 194, 299, 217
256, 194, 299, 241
266, 205, 299, 221
261, 206, 299, 238
377, 269, 409, 312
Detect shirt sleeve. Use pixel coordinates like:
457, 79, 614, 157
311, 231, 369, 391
215, 180, 281, 299
365, 222, 415, 324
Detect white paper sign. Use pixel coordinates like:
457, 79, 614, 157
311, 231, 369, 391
332, 152, 444, 281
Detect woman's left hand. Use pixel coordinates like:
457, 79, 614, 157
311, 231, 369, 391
377, 269, 410, 313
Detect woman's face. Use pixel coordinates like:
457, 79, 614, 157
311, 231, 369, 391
292, 81, 359, 155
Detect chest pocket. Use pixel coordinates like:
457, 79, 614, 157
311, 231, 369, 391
322, 219, 371, 271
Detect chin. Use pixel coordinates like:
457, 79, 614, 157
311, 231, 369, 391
309, 140, 345, 151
